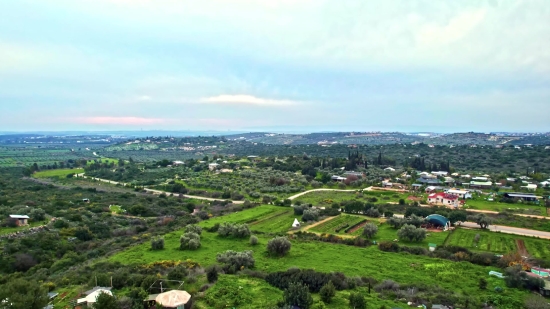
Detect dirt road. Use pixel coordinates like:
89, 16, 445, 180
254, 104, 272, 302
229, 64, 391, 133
460, 222, 550, 239
287, 187, 373, 200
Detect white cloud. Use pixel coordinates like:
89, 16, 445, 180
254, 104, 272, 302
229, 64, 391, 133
200, 95, 299, 106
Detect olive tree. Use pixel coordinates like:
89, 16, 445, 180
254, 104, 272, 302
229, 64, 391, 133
267, 236, 292, 256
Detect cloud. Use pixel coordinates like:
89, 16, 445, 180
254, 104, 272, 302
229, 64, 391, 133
74, 117, 166, 125
136, 95, 152, 101
200, 94, 299, 106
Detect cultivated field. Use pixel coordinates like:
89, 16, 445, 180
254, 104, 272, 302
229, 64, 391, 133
445, 228, 550, 258
33, 168, 84, 178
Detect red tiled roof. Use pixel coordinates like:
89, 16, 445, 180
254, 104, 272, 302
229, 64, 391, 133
428, 192, 458, 200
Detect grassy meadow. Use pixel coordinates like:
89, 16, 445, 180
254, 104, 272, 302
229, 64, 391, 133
445, 228, 550, 258
33, 168, 84, 178
110, 205, 529, 305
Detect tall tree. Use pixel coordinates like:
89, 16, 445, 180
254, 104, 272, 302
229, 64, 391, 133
0, 278, 49, 309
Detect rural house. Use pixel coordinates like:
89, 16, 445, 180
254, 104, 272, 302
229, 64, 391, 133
384, 167, 395, 172
503, 193, 538, 202
9, 215, 29, 226
446, 189, 471, 199
427, 193, 460, 208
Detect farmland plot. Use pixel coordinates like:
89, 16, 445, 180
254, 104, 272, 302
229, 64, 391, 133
310, 215, 365, 235
250, 210, 300, 233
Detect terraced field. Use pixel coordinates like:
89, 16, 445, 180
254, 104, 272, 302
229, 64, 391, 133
309, 214, 366, 235
250, 210, 300, 234
445, 228, 550, 258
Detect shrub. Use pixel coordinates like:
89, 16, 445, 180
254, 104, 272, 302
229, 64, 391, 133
294, 205, 306, 215
349, 292, 366, 309
206, 266, 218, 283
397, 224, 426, 242
362, 222, 378, 239
319, 281, 336, 304
479, 278, 487, 290
374, 279, 400, 292
151, 236, 164, 250
216, 250, 255, 269
283, 282, 313, 309
185, 224, 202, 235
302, 209, 320, 222
180, 232, 201, 250
250, 235, 258, 246
217, 222, 251, 238
365, 208, 380, 218
378, 241, 400, 252
267, 236, 292, 256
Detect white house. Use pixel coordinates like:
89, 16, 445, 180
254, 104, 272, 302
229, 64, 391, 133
522, 184, 537, 191
445, 189, 471, 199
472, 176, 489, 182
331, 175, 346, 182
384, 167, 396, 172
208, 163, 219, 171
173, 161, 184, 165
427, 192, 460, 208
77, 288, 113, 307
461, 174, 471, 179
432, 171, 448, 177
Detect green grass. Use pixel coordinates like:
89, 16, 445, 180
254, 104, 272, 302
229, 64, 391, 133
445, 228, 550, 258
0, 221, 45, 236
249, 210, 300, 234
310, 214, 365, 235
109, 206, 528, 305
33, 168, 84, 178
294, 190, 414, 206
109, 205, 125, 214
464, 198, 546, 216
194, 274, 405, 309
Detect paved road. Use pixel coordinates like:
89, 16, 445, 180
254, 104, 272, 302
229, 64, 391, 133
460, 222, 550, 239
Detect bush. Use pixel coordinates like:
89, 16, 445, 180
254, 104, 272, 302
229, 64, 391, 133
302, 209, 320, 222
180, 232, 201, 250
374, 279, 399, 292
250, 235, 259, 246
217, 222, 251, 238
267, 236, 292, 256
319, 281, 336, 304
397, 224, 426, 242
365, 208, 380, 218
378, 241, 400, 252
185, 224, 202, 235
349, 292, 366, 309
283, 282, 313, 309
216, 250, 255, 269
206, 266, 218, 283
151, 236, 164, 250
294, 205, 306, 215
362, 222, 378, 239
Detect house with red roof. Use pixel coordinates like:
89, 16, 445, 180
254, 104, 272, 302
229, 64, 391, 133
427, 192, 460, 208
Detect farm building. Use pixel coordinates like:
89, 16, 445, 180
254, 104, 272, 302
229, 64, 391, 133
503, 193, 538, 202
77, 287, 113, 307
531, 267, 550, 278
9, 215, 29, 226
331, 175, 346, 182
425, 214, 451, 231
427, 192, 460, 208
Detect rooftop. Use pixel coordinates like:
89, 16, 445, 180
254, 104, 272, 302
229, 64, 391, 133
9, 215, 29, 219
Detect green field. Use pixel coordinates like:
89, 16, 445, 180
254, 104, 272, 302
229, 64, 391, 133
464, 198, 546, 216
445, 228, 550, 258
0, 221, 44, 236
249, 209, 301, 234
33, 168, 84, 178
293, 189, 417, 206
310, 214, 365, 235
110, 206, 528, 305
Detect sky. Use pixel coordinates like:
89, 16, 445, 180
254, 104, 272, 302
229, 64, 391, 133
0, 0, 549, 133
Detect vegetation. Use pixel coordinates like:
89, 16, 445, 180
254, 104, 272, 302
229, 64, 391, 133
267, 236, 292, 257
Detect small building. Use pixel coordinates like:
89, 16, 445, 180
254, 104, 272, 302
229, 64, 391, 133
425, 214, 451, 231
472, 176, 489, 182
331, 175, 346, 182
446, 189, 471, 199
431, 171, 448, 177
468, 181, 493, 188
173, 161, 185, 165
77, 288, 113, 307
292, 218, 300, 228
82, 198, 90, 203
531, 267, 550, 278
9, 215, 29, 226
521, 184, 537, 191
503, 193, 538, 202
343, 171, 363, 177
432, 305, 451, 309
416, 178, 442, 185
384, 167, 395, 172
208, 163, 219, 171
427, 193, 460, 208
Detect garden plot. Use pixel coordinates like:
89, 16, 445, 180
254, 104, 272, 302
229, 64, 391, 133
250, 210, 300, 233
445, 228, 550, 258
309, 215, 366, 235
